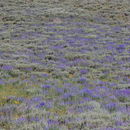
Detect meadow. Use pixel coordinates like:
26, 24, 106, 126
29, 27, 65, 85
0, 0, 130, 129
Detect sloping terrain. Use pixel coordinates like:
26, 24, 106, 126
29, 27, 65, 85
0, 0, 130, 129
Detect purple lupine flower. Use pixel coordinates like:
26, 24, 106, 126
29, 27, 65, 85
80, 69, 88, 74
109, 95, 117, 100
37, 53, 45, 59
15, 97, 25, 102
109, 82, 117, 88
115, 121, 123, 126
80, 88, 93, 96
0, 79, 5, 85
41, 84, 53, 89
96, 80, 106, 85
15, 117, 27, 123
36, 102, 45, 108
63, 101, 75, 105
41, 73, 49, 77
111, 26, 121, 32
31, 97, 43, 102
105, 55, 116, 62
78, 77, 87, 83
30, 117, 39, 122
45, 101, 53, 109
116, 44, 125, 50
106, 41, 116, 45
119, 89, 130, 97
116, 44, 126, 53
106, 45, 115, 51
90, 90, 102, 99
47, 119, 59, 125
58, 64, 66, 70
68, 86, 80, 94
104, 102, 118, 111
119, 105, 129, 113
63, 83, 73, 87
115, 89, 130, 97
2, 65, 14, 70
126, 38, 130, 41
0, 51, 3, 56
59, 57, 67, 63
62, 93, 73, 99
82, 97, 91, 101
105, 127, 117, 130
24, 67, 33, 71
56, 87, 64, 94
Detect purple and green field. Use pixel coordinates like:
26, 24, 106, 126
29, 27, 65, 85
0, 0, 130, 129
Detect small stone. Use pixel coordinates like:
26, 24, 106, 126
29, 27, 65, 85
53, 18, 62, 24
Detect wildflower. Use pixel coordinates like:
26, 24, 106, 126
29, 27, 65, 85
82, 97, 91, 101
36, 102, 45, 108
41, 73, 49, 77
78, 77, 87, 83
118, 89, 130, 97
47, 119, 59, 125
80, 69, 88, 74
0, 79, 5, 85
56, 87, 64, 94
41, 84, 53, 89
15, 97, 25, 102
80, 87, 93, 97
117, 44, 125, 49
24, 67, 32, 71
30, 117, 39, 122
106, 42, 116, 45
115, 121, 123, 126
116, 44, 126, 53
104, 102, 118, 112
115, 89, 130, 97
31, 97, 42, 102
15, 117, 27, 123
62, 93, 73, 99
2, 65, 14, 70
